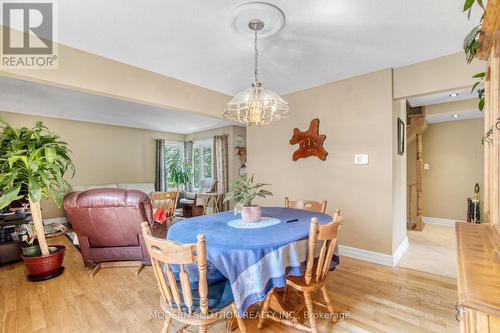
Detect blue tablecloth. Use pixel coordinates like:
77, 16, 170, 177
167, 207, 340, 316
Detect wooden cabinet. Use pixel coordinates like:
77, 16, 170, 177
456, 223, 500, 333
480, 0, 500, 226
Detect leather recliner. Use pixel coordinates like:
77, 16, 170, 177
63, 188, 156, 267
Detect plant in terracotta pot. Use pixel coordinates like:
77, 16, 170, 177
0, 120, 74, 280
224, 175, 272, 222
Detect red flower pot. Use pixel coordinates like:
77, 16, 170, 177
22, 245, 65, 277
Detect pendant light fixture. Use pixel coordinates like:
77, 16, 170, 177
224, 18, 290, 126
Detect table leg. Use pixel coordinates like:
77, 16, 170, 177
202, 196, 211, 215
214, 195, 221, 213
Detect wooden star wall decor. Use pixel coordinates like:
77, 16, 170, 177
289, 118, 328, 161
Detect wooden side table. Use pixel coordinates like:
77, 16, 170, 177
200, 193, 224, 215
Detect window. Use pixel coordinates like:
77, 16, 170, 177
164, 141, 184, 189
192, 140, 212, 189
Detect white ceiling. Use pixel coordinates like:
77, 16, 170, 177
408, 87, 480, 107
407, 87, 483, 123
0, 77, 236, 134
52, 0, 482, 95
426, 109, 483, 124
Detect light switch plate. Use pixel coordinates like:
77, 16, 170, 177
354, 154, 369, 165
424, 163, 430, 170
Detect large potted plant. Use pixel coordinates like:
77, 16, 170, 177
168, 160, 191, 191
167, 155, 191, 208
224, 175, 272, 222
0, 121, 74, 280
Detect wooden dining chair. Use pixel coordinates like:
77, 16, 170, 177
151, 191, 179, 226
141, 222, 246, 333
258, 212, 343, 333
285, 197, 327, 214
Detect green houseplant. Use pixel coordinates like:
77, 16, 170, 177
462, 0, 486, 111
224, 175, 272, 222
168, 160, 191, 191
0, 121, 74, 278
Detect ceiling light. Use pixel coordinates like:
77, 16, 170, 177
452, 114, 460, 118
449, 93, 459, 97
224, 15, 290, 126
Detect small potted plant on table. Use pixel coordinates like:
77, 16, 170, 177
0, 121, 74, 281
224, 175, 272, 222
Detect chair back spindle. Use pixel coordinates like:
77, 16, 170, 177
304, 214, 343, 285
141, 222, 207, 315
151, 191, 179, 224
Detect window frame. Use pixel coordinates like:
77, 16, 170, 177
164, 141, 185, 189
192, 139, 213, 189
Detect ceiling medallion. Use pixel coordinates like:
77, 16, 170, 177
223, 2, 290, 127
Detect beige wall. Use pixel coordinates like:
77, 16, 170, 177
248, 69, 397, 255
393, 53, 485, 99
392, 100, 407, 252
232, 126, 247, 183
0, 111, 185, 219
407, 118, 484, 221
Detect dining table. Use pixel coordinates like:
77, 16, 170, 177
166, 206, 340, 317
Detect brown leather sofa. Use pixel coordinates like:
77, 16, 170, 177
63, 188, 160, 268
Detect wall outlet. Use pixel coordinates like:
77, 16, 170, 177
354, 154, 369, 165
424, 163, 430, 170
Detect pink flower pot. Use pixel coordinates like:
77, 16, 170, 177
241, 206, 262, 223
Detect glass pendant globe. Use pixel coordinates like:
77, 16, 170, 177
224, 82, 290, 126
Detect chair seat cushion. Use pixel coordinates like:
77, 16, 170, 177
163, 278, 234, 314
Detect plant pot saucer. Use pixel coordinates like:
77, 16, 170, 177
27, 266, 64, 282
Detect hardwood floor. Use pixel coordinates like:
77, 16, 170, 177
0, 236, 459, 333
398, 224, 457, 278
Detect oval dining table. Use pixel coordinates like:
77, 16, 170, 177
167, 206, 340, 318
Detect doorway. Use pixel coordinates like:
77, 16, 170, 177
398, 89, 484, 278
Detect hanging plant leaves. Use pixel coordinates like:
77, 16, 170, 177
479, 96, 485, 111
471, 72, 486, 112
464, 0, 485, 19
463, 25, 481, 63
464, 0, 475, 11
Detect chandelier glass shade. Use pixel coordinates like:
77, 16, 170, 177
223, 82, 290, 126
224, 19, 290, 126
